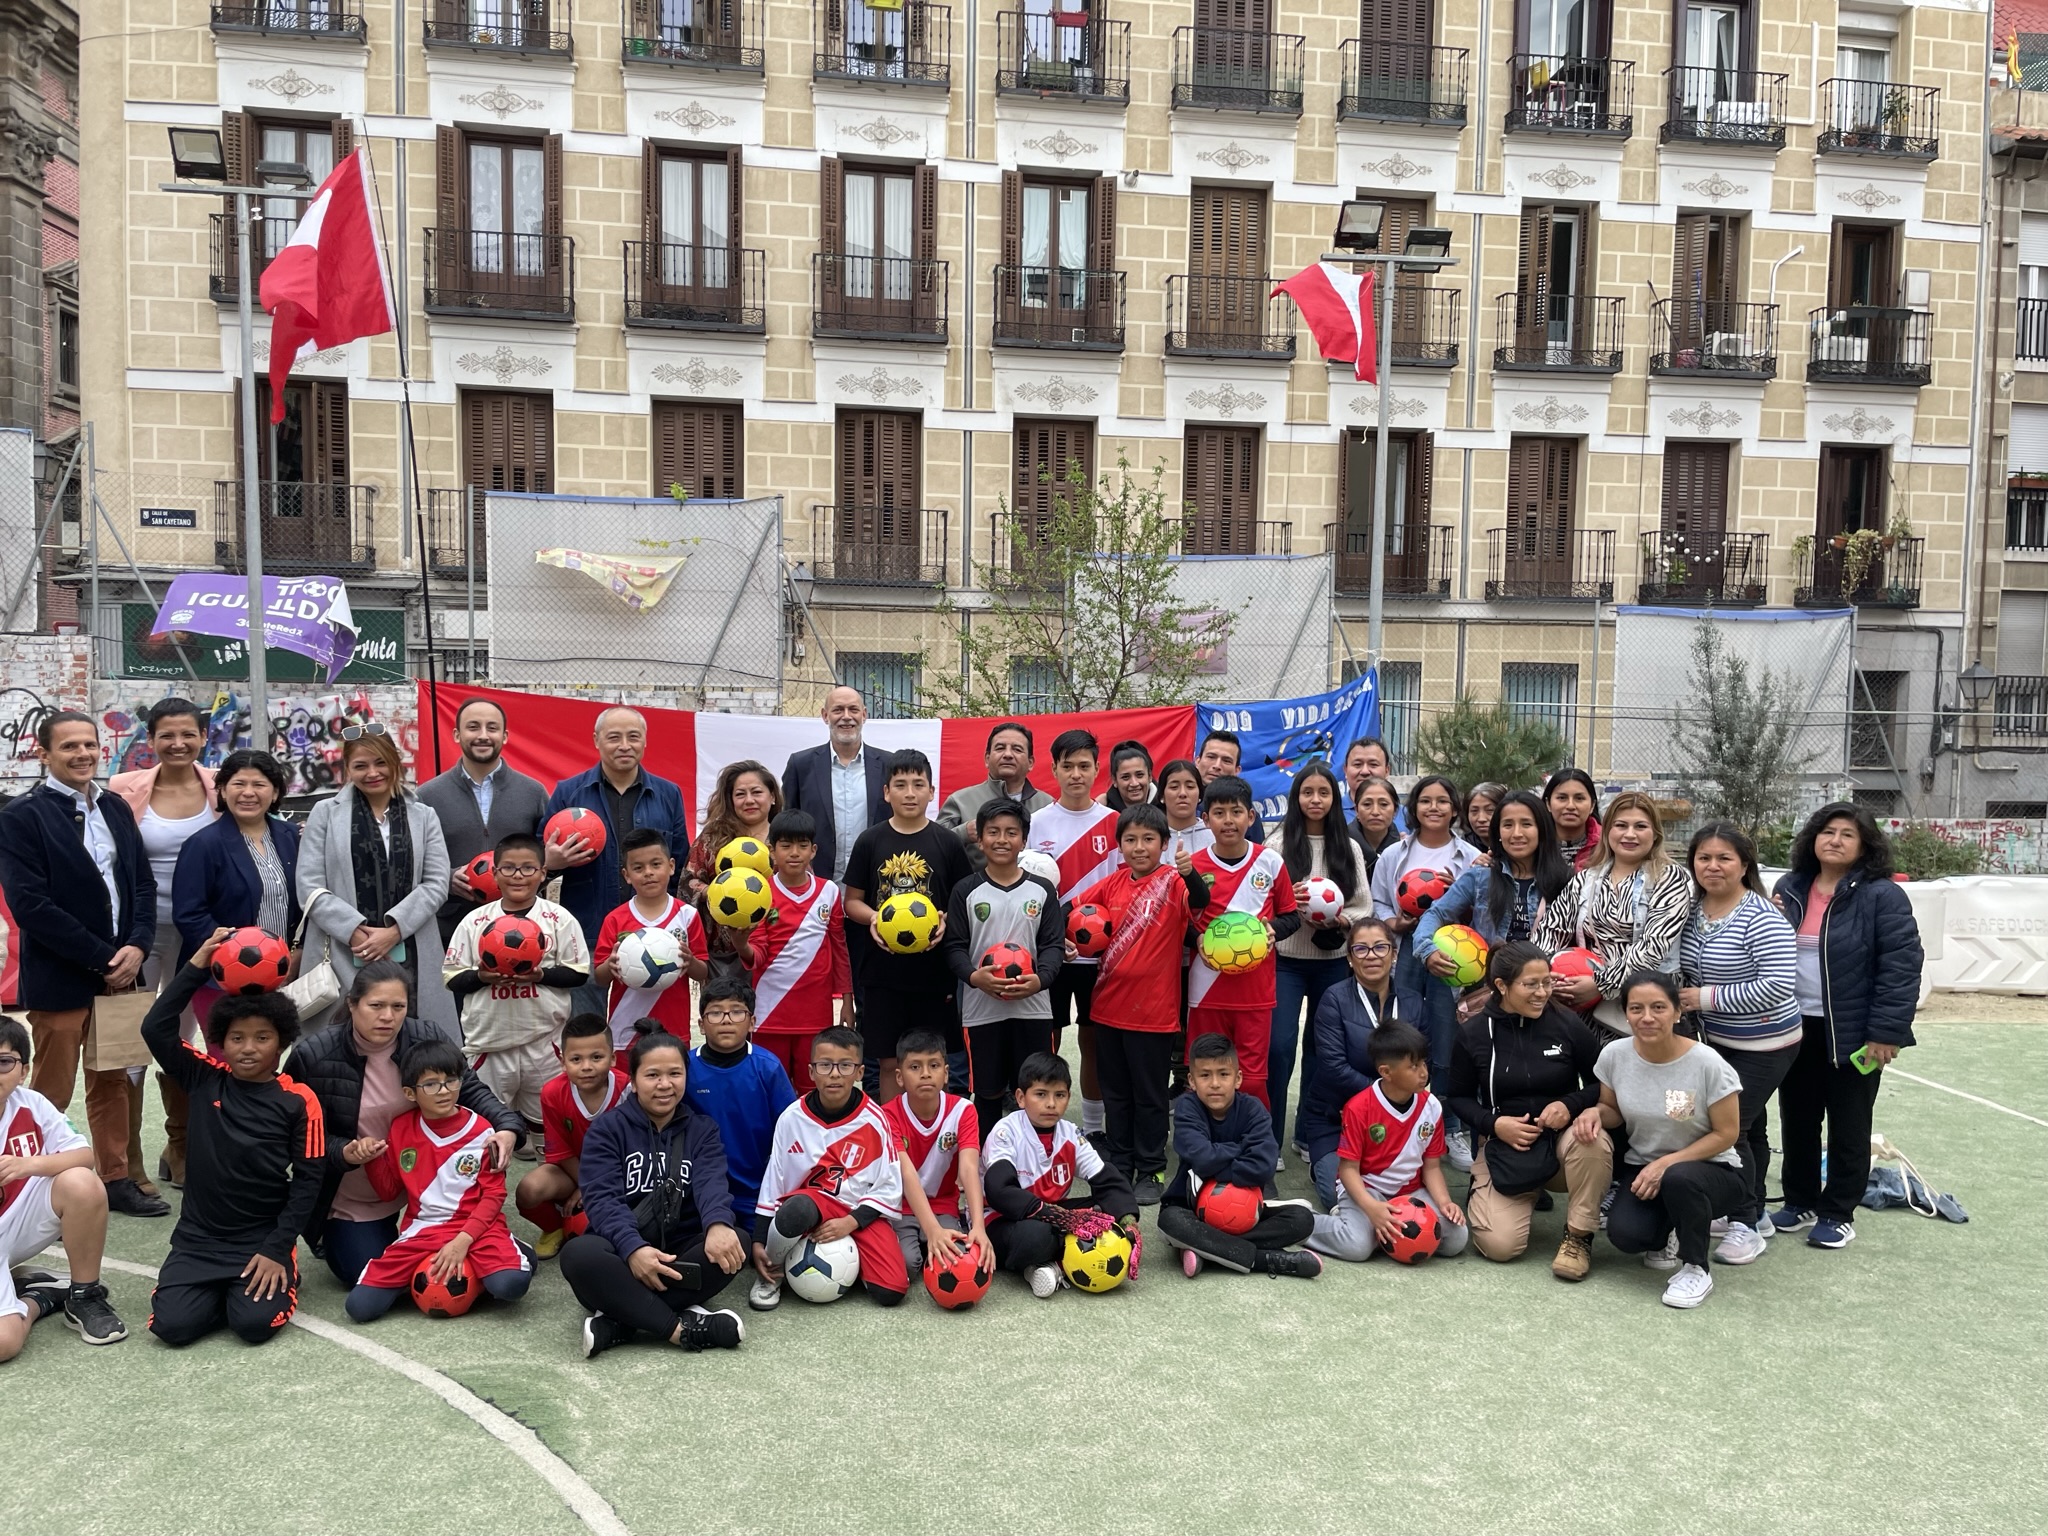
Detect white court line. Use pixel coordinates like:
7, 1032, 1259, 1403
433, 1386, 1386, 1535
1890, 1071, 2048, 1129
89, 1256, 632, 1536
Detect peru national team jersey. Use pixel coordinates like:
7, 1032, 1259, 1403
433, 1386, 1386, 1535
1335, 1083, 1447, 1201
980, 1110, 1105, 1222
1028, 801, 1123, 963
749, 875, 852, 1036
0, 1088, 86, 1216
595, 896, 709, 1044
445, 896, 592, 1052
882, 1092, 980, 1218
1076, 865, 1196, 1033
755, 1092, 904, 1220
539, 1068, 629, 1166
364, 1106, 506, 1241
1187, 845, 1295, 1012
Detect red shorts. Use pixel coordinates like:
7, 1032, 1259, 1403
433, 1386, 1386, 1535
755, 1030, 821, 1092
1188, 1005, 1271, 1107
794, 1190, 908, 1297
356, 1218, 532, 1292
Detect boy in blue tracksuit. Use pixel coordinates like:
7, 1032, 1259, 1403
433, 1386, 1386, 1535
685, 975, 797, 1234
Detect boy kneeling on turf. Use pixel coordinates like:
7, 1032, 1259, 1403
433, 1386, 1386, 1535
980, 1051, 1141, 1298
341, 1041, 536, 1321
145, 932, 324, 1347
516, 1013, 628, 1258
883, 1028, 993, 1277
1157, 1034, 1320, 1279
1306, 1021, 1468, 1263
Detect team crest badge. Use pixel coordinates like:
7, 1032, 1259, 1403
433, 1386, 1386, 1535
1023, 899, 1041, 918
974, 902, 991, 920
1090, 835, 1108, 855
455, 1152, 481, 1177
1251, 871, 1271, 891
1367, 1123, 1388, 1144
398, 1148, 418, 1172
1419, 1119, 1436, 1142
939, 1131, 957, 1152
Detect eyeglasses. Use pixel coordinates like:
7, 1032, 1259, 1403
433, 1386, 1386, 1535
340, 722, 389, 742
1519, 976, 1557, 990
1350, 942, 1392, 957
495, 864, 541, 877
810, 1060, 859, 1076
702, 1010, 751, 1025
0, 1055, 22, 1071
412, 1077, 460, 1093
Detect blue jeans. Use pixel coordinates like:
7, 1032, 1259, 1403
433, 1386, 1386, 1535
321, 1214, 400, 1288
1394, 944, 1461, 1133
1312, 1151, 1341, 1211
1270, 955, 1347, 1151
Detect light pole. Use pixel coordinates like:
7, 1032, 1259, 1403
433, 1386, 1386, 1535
161, 127, 314, 739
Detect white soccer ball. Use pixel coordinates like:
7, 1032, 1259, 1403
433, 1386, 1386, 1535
613, 927, 684, 992
1302, 876, 1345, 927
1018, 849, 1060, 885
785, 1235, 861, 1304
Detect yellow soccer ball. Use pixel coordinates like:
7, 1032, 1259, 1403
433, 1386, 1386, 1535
707, 868, 772, 929
716, 836, 772, 877
1063, 1227, 1133, 1293
875, 893, 943, 953
1198, 910, 1269, 975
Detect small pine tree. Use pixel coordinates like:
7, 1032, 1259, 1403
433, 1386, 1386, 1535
1415, 695, 1572, 790
1672, 619, 1817, 836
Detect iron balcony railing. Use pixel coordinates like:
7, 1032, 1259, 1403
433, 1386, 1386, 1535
1506, 53, 1633, 134
1636, 530, 1768, 606
1493, 292, 1624, 372
1171, 26, 1305, 114
214, 482, 377, 574
1484, 527, 1616, 601
622, 241, 767, 332
423, 488, 487, 580
1327, 522, 1454, 598
422, 0, 571, 53
814, 505, 949, 586
622, 0, 763, 70
988, 509, 1067, 585
1649, 299, 1778, 378
209, 213, 299, 301
1384, 285, 1461, 366
1817, 78, 1940, 159
1661, 65, 1787, 147
1165, 274, 1295, 359
2008, 484, 2048, 551
812, 253, 948, 342
1337, 39, 1468, 125
1170, 518, 1295, 557
2018, 296, 2048, 361
995, 11, 1130, 103
1793, 535, 1925, 609
1807, 306, 1931, 385
211, 0, 367, 40
1993, 676, 2048, 742
424, 228, 574, 320
814, 0, 950, 87
992, 266, 1125, 351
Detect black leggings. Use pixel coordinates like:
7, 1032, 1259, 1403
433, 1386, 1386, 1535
1779, 1016, 1886, 1223
559, 1233, 739, 1341
1605, 1159, 1748, 1269
988, 1217, 1063, 1274
149, 1249, 298, 1348
1717, 1041, 1797, 1226
1157, 1202, 1313, 1272
965, 1017, 1053, 1135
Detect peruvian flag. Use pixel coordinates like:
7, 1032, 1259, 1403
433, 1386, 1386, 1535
258, 146, 396, 423
1272, 263, 1376, 382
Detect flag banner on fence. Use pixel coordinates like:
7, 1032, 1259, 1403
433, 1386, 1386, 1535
534, 549, 687, 610
1205, 670, 1380, 823
1271, 263, 1375, 382
156, 573, 360, 682
258, 147, 397, 422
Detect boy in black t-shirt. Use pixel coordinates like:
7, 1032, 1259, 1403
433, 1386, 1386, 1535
843, 749, 974, 1102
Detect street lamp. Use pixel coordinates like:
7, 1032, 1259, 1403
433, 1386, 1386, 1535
1959, 660, 1998, 708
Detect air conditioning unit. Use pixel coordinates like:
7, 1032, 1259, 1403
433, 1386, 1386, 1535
1705, 331, 1744, 364
1072, 326, 1090, 344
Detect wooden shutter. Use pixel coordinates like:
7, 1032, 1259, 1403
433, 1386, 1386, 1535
835, 411, 923, 567
331, 118, 355, 161
1516, 203, 1554, 345
543, 133, 564, 283
1414, 429, 1435, 521
1184, 428, 1258, 554
1368, 0, 1431, 44
1092, 173, 1117, 272
642, 141, 662, 250
464, 392, 554, 494
436, 125, 462, 233
314, 384, 350, 485
1660, 441, 1729, 545
1506, 436, 1572, 586
724, 145, 743, 249
1000, 169, 1023, 270
1189, 186, 1266, 279
820, 156, 843, 252
914, 161, 939, 267
223, 111, 254, 185
1013, 419, 1094, 532
1815, 446, 1845, 541
653, 401, 743, 499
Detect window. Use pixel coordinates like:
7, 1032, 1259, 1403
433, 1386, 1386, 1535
1658, 440, 1730, 560
248, 382, 350, 486
1525, 0, 1590, 58
1341, 429, 1435, 591
1502, 662, 1578, 760
1816, 444, 1884, 538
653, 401, 741, 500
1850, 787, 1898, 815
841, 653, 921, 719
468, 138, 545, 275
434, 127, 564, 300
50, 290, 78, 400
462, 390, 554, 494
1512, 203, 1591, 359
1986, 801, 2048, 820
1500, 435, 1578, 595
222, 114, 351, 268
832, 409, 926, 582
1009, 657, 1061, 714
1849, 668, 1904, 770
1829, 221, 1896, 310
1183, 427, 1260, 555
438, 648, 491, 686
819, 158, 939, 327
1185, 186, 1269, 343
1377, 660, 1422, 774
646, 147, 738, 289
1011, 419, 1093, 552
2000, 593, 2048, 677
999, 173, 1116, 313
1670, 211, 1741, 349
2010, 488, 2048, 551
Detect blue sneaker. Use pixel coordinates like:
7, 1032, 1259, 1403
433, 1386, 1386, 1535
1808, 1219, 1856, 1249
1769, 1204, 1817, 1235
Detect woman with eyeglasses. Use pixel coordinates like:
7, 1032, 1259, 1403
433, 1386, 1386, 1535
1298, 915, 1405, 1209
297, 723, 456, 1036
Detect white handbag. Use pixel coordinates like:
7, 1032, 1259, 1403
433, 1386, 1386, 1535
281, 887, 344, 1021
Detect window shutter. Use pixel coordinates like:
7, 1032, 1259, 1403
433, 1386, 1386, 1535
332, 117, 355, 161
653, 402, 743, 499
915, 162, 939, 267
1415, 429, 1434, 518
530, 396, 554, 493
543, 134, 565, 278
317, 384, 350, 484
1671, 213, 1709, 301
820, 156, 843, 252
1543, 438, 1574, 566
436, 125, 461, 234
223, 111, 254, 185
725, 145, 743, 249
1517, 204, 1553, 299
1092, 173, 1117, 273
1661, 441, 1728, 545
1000, 170, 1022, 270
642, 142, 662, 250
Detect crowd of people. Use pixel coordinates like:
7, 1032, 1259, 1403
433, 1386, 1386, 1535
0, 687, 1926, 1360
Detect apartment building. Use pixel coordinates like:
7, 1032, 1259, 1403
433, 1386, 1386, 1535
80, 0, 1989, 805
2, 0, 77, 445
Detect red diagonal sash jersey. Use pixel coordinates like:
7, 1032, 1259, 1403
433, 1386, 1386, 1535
539, 1068, 628, 1166
0, 1088, 86, 1216
1076, 865, 1196, 1032
755, 1094, 904, 1220
749, 875, 851, 1036
1187, 845, 1295, 1011
980, 1111, 1105, 1223
882, 1092, 980, 1219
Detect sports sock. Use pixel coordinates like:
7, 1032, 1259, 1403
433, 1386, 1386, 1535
519, 1198, 565, 1233
1080, 1097, 1105, 1134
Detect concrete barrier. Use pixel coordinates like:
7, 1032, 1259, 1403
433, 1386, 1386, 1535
1762, 870, 2048, 1000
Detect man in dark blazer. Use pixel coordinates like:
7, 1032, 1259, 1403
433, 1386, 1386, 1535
0, 710, 168, 1216
415, 696, 550, 946
780, 685, 892, 885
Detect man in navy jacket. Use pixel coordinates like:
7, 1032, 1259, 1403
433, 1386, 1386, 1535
0, 710, 168, 1216
779, 685, 891, 884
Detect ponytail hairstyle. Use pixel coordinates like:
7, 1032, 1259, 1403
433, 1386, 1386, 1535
627, 1018, 689, 1075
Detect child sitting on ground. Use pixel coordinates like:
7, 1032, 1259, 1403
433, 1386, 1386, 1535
882, 1028, 993, 1278
1306, 1021, 1469, 1263
341, 1040, 537, 1321
1157, 1033, 1320, 1279
592, 828, 714, 1066
685, 975, 796, 1245
515, 1013, 628, 1259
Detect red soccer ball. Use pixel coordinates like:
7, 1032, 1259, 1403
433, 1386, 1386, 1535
465, 850, 500, 903
1378, 1193, 1444, 1264
544, 807, 608, 857
478, 914, 546, 977
922, 1245, 994, 1310
980, 942, 1035, 981
410, 1256, 479, 1317
1396, 867, 1454, 918
1550, 946, 1603, 1013
1067, 903, 1114, 958
209, 926, 292, 997
1195, 1180, 1262, 1236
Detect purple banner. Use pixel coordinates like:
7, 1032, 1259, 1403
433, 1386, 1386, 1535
152, 574, 360, 683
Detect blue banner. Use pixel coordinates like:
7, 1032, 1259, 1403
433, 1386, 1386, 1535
1203, 670, 1381, 824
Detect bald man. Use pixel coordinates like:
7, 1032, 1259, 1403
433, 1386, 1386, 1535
780, 685, 892, 885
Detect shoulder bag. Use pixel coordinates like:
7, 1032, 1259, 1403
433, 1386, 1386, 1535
282, 887, 344, 1023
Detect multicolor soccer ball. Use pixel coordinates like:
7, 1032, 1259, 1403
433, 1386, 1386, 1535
1063, 1226, 1133, 1293
715, 836, 771, 877
876, 893, 943, 953
1195, 1180, 1262, 1236
1396, 867, 1454, 918
1430, 923, 1489, 987
210, 926, 292, 996
1199, 911, 1269, 975
1549, 946, 1603, 1013
980, 942, 1034, 981
613, 927, 683, 992
544, 807, 608, 856
1067, 904, 1113, 958
707, 868, 772, 929
922, 1245, 994, 1310
1301, 876, 1345, 927
410, 1256, 479, 1317
464, 851, 500, 903
1378, 1193, 1444, 1265
785, 1235, 861, 1304
478, 914, 545, 977
1017, 850, 1061, 886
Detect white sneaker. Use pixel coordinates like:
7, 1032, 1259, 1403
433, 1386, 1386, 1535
1025, 1263, 1061, 1299
1445, 1128, 1474, 1172
1642, 1232, 1682, 1271
1714, 1222, 1767, 1266
746, 1276, 782, 1311
1661, 1262, 1714, 1309
1274, 1153, 1286, 1172
1708, 1217, 1730, 1239
1754, 1211, 1777, 1238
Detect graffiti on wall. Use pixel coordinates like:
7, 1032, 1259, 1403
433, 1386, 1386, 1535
1884, 819, 2048, 876
96, 687, 419, 797
0, 687, 61, 785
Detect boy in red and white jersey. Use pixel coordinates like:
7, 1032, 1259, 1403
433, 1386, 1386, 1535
515, 1013, 629, 1258
882, 1028, 991, 1276
1186, 775, 1300, 1110
341, 1040, 537, 1320
591, 828, 713, 1067
745, 811, 852, 1093
747, 1027, 906, 1310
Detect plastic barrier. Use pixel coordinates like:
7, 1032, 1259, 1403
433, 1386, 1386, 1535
1760, 872, 2048, 1003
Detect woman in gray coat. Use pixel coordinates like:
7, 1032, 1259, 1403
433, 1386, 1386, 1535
296, 725, 456, 1036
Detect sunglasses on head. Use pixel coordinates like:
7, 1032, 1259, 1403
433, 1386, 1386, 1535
340, 722, 389, 742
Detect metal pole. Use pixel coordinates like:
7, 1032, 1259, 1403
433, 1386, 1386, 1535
464, 483, 478, 680
1, 440, 79, 632
86, 423, 99, 681
235, 188, 270, 741
1367, 256, 1395, 667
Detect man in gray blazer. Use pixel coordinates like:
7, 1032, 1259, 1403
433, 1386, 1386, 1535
414, 697, 549, 946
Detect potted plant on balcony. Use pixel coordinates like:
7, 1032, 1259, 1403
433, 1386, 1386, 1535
2011, 467, 2048, 491
1840, 526, 1885, 594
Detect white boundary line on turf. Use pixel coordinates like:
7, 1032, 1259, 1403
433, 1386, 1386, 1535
1890, 1071, 2048, 1129
91, 1257, 632, 1536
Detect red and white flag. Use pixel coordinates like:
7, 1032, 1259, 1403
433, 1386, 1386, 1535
258, 145, 396, 422
1271, 262, 1377, 382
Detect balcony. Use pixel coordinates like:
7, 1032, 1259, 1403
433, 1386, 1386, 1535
2018, 296, 2048, 362
424, 229, 574, 321
1635, 531, 1768, 606
995, 12, 1130, 105
214, 482, 377, 574
422, 0, 571, 55
424, 487, 486, 580
1806, 307, 1930, 386
1492, 292, 1624, 372
1172, 518, 1294, 556
1384, 286, 1461, 367
1993, 676, 2048, 743
623, 242, 766, 333
1817, 79, 1940, 160
1506, 54, 1633, 135
211, 0, 367, 41
1337, 40, 1467, 126
813, 505, 949, 587
209, 213, 295, 302
1484, 527, 1615, 601
622, 0, 763, 71
1171, 26, 1304, 115
1165, 274, 1295, 360
1661, 66, 1787, 148
1793, 535, 1925, 609
812, 253, 948, 342
992, 266, 1125, 351
2009, 483, 2048, 551
814, 0, 950, 88
1648, 299, 1778, 379
1328, 523, 1454, 598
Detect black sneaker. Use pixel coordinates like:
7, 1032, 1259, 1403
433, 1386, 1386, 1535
581, 1312, 633, 1359
1255, 1249, 1323, 1280
64, 1282, 128, 1344
104, 1178, 170, 1218
18, 1271, 64, 1322
1134, 1174, 1166, 1207
677, 1307, 744, 1351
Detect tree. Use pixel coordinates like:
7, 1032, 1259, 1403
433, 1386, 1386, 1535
1415, 695, 1572, 789
1671, 618, 1816, 835
929, 455, 1239, 716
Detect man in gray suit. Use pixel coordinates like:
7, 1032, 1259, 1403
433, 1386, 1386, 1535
415, 697, 550, 946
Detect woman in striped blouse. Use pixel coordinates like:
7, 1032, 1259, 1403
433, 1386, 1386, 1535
1676, 820, 1799, 1265
1538, 792, 1694, 1038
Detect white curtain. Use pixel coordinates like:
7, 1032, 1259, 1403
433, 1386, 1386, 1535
511, 145, 544, 275
882, 175, 912, 300
468, 143, 503, 272
661, 159, 695, 284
